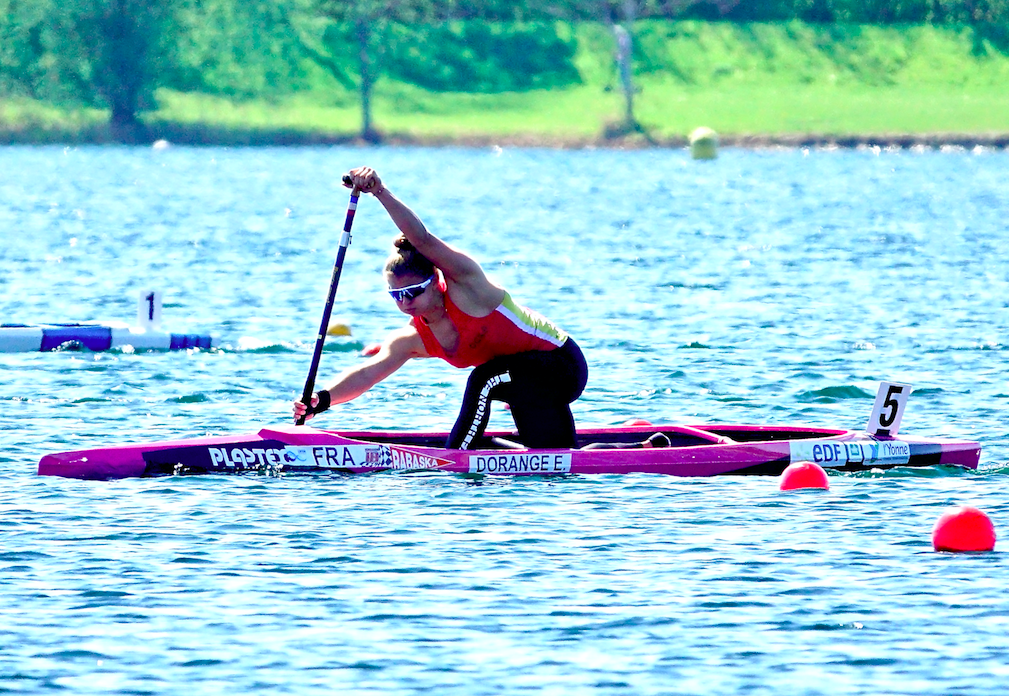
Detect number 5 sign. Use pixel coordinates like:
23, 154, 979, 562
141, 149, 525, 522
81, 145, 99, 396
866, 382, 911, 437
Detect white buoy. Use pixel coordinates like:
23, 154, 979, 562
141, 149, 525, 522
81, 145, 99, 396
689, 127, 719, 160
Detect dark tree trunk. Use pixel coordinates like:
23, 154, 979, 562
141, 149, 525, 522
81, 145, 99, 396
356, 19, 381, 143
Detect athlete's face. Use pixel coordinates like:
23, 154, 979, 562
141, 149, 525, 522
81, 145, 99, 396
386, 272, 439, 317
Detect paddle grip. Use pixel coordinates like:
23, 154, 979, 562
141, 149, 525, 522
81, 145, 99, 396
341, 174, 366, 196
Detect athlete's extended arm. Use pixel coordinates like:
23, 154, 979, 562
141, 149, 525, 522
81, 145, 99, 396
293, 325, 428, 422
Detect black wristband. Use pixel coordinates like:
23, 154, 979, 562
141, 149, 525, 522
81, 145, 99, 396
312, 389, 331, 415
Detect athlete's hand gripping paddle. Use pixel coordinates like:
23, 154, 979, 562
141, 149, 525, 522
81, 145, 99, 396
296, 174, 359, 425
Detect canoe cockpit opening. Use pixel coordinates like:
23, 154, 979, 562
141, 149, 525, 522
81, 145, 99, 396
341, 425, 849, 451
354, 430, 728, 450
575, 424, 741, 449
348, 432, 450, 448
702, 426, 849, 443
348, 433, 539, 450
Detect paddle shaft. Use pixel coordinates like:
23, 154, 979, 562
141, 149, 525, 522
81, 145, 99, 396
296, 177, 360, 425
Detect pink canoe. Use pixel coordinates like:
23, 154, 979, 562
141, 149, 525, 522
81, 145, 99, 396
37, 422, 981, 481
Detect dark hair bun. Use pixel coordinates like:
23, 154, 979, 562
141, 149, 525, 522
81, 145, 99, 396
385, 234, 435, 278
393, 234, 416, 252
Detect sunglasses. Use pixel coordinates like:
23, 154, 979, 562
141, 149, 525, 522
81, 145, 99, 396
388, 275, 435, 302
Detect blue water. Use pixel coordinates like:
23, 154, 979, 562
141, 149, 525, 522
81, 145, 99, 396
2, 144, 1008, 694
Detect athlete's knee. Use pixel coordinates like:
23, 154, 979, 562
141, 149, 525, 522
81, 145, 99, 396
465, 365, 512, 400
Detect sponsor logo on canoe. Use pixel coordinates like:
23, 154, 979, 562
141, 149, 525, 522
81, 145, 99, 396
207, 445, 287, 469
388, 446, 453, 470
205, 444, 450, 471
789, 440, 910, 467
468, 453, 572, 474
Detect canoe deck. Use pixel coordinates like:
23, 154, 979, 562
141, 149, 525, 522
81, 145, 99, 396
37, 422, 981, 481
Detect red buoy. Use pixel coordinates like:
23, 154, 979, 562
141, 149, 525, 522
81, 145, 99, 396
779, 461, 830, 491
361, 343, 381, 357
932, 506, 996, 553
623, 418, 653, 426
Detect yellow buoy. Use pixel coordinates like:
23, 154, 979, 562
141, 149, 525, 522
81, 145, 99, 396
327, 320, 352, 337
689, 127, 718, 160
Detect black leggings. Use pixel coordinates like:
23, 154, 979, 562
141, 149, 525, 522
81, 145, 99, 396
447, 338, 588, 450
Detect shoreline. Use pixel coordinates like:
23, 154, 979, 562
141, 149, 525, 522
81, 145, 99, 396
2, 124, 1008, 150
375, 131, 1009, 151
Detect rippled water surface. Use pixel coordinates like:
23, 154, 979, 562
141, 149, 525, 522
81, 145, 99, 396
2, 145, 1008, 694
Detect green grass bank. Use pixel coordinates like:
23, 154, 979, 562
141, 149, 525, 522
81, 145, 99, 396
3, 20, 1009, 147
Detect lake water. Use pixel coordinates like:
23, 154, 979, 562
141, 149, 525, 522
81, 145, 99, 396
1, 144, 1008, 694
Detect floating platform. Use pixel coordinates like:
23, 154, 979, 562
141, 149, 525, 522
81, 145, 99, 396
2, 290, 213, 353
0, 323, 213, 352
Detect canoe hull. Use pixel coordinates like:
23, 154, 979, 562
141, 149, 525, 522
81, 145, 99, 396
37, 423, 981, 481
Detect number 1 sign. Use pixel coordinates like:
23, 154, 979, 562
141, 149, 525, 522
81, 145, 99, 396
137, 290, 162, 330
867, 382, 911, 437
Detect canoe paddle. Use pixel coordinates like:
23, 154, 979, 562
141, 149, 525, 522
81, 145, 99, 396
296, 174, 359, 425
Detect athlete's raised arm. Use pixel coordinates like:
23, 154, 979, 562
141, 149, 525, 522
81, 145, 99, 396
344, 167, 503, 312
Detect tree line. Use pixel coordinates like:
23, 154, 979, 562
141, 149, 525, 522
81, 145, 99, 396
1, 0, 1006, 141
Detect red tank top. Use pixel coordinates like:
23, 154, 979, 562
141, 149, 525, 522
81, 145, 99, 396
412, 278, 568, 368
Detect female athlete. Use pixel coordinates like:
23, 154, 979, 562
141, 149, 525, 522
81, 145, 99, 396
293, 166, 588, 450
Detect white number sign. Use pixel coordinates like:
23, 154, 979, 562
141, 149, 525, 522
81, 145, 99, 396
866, 381, 911, 437
137, 290, 162, 330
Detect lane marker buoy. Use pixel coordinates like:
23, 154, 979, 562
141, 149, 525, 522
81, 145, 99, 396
932, 505, 996, 552
327, 320, 352, 337
779, 461, 830, 490
689, 127, 719, 160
